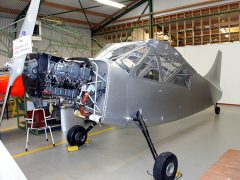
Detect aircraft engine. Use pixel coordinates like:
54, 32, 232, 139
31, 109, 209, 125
52, 62, 68, 85
22, 53, 94, 100
22, 53, 106, 116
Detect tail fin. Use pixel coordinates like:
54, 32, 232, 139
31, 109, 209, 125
204, 51, 222, 89
204, 51, 222, 103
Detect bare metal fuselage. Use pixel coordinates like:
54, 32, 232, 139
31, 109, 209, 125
94, 40, 222, 127
95, 60, 211, 127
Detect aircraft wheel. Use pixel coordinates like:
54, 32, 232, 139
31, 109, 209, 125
153, 152, 178, 180
67, 125, 87, 146
215, 106, 220, 114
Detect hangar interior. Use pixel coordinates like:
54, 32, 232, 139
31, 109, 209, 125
0, 0, 240, 179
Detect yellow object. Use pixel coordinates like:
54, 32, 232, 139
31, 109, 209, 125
12, 98, 25, 117
175, 170, 183, 179
66, 145, 79, 152
85, 139, 91, 144
49, 103, 53, 114
74, 110, 85, 118
66, 139, 91, 152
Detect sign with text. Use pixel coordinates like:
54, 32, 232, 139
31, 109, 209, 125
13, 35, 32, 58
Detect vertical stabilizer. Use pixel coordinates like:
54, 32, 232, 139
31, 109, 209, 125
204, 51, 222, 89
204, 51, 222, 103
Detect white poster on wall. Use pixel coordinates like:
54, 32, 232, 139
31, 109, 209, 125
13, 35, 32, 58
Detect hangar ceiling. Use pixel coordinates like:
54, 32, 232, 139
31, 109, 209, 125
0, 0, 143, 29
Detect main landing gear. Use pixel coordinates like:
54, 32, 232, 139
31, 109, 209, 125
215, 103, 221, 115
133, 111, 178, 180
67, 121, 97, 146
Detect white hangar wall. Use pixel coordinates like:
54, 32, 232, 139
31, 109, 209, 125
176, 42, 240, 105
0, 16, 91, 68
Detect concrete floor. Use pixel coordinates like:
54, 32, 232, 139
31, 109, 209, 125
1, 105, 240, 180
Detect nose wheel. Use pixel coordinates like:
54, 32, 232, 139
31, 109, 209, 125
67, 125, 87, 146
134, 111, 179, 180
67, 121, 97, 146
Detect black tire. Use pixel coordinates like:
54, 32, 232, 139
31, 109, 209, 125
67, 125, 87, 146
215, 106, 220, 114
153, 152, 178, 180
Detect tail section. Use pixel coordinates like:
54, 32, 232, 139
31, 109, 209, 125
204, 51, 222, 103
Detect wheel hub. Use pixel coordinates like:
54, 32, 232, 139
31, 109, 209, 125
75, 132, 85, 142
166, 162, 175, 177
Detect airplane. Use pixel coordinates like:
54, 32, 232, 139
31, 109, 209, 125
0, 0, 222, 180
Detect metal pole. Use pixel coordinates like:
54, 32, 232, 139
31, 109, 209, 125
78, 0, 91, 29
149, 0, 153, 39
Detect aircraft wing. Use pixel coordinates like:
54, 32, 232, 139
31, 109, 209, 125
0, 0, 41, 125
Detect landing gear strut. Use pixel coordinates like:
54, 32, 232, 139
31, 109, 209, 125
134, 111, 178, 180
67, 121, 97, 146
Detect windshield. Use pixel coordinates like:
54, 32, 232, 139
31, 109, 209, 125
94, 42, 150, 72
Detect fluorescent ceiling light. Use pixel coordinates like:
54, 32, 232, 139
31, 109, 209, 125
95, 0, 126, 9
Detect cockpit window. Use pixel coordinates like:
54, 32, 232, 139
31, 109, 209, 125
136, 55, 160, 81
135, 53, 181, 82
173, 69, 191, 88
95, 43, 137, 61
115, 46, 149, 72
159, 56, 181, 81
94, 42, 150, 72
94, 40, 184, 75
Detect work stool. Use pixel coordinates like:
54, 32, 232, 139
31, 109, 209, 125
25, 108, 55, 151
